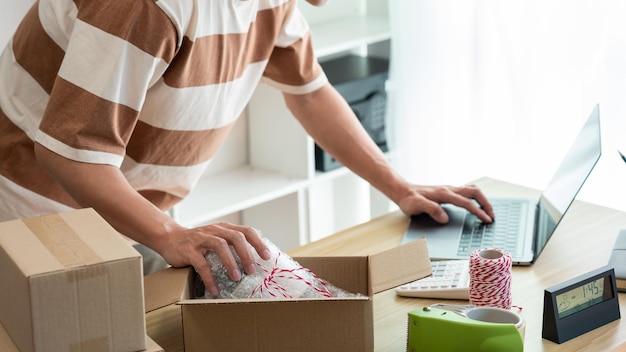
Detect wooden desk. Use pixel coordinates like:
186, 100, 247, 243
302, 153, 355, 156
147, 178, 626, 351
290, 177, 626, 351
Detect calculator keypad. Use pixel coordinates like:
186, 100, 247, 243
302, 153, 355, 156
395, 260, 470, 300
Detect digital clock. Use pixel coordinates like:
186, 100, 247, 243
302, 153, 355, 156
556, 277, 608, 318
542, 266, 620, 343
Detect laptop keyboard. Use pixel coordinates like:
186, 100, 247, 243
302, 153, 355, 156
456, 202, 523, 257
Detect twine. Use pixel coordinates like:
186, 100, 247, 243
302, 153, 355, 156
469, 248, 513, 309
249, 252, 332, 299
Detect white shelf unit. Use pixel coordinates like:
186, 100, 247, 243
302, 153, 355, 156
172, 0, 393, 251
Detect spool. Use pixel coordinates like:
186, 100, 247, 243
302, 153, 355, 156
469, 248, 513, 309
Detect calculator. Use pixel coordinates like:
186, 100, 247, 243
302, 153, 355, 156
395, 260, 470, 300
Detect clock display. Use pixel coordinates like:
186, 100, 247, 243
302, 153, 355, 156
555, 277, 613, 318
542, 266, 620, 344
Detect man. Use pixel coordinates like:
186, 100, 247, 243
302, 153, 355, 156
0, 0, 494, 296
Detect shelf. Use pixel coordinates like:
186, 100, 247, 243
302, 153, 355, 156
309, 14, 391, 58
172, 166, 308, 227
313, 165, 352, 182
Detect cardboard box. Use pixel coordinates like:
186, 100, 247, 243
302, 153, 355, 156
144, 238, 431, 351
0, 320, 164, 352
0, 208, 148, 351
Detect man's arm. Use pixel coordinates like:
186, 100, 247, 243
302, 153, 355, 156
283, 83, 495, 223
33, 143, 270, 295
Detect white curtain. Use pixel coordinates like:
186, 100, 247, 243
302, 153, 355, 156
388, 0, 626, 211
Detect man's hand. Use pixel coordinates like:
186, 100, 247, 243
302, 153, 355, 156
156, 222, 271, 296
395, 184, 495, 223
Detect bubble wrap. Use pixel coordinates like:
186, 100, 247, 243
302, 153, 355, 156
196, 237, 358, 299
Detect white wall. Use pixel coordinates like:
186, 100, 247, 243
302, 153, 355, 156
388, 1, 626, 213
0, 2, 33, 47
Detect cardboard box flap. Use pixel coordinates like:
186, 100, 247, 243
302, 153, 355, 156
0, 320, 18, 352
145, 335, 164, 352
296, 256, 370, 296
144, 267, 194, 312
368, 238, 431, 294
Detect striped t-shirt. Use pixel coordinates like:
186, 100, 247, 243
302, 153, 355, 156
0, 0, 327, 221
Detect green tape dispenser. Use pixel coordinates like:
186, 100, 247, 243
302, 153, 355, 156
407, 304, 524, 352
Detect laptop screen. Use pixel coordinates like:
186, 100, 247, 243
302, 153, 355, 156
534, 104, 602, 256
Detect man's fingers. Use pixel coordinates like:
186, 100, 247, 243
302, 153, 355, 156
212, 224, 263, 276
191, 235, 246, 296
428, 206, 450, 223
218, 223, 271, 262
417, 185, 494, 224
190, 253, 219, 296
456, 184, 495, 220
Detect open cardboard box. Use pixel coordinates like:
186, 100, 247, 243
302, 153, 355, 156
0, 208, 160, 351
144, 238, 431, 351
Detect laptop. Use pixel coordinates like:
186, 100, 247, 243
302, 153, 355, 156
401, 104, 602, 265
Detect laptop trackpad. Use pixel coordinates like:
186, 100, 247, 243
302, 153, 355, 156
401, 206, 466, 253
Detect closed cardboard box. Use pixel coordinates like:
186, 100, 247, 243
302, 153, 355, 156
0, 208, 147, 351
144, 238, 431, 351
0, 320, 163, 352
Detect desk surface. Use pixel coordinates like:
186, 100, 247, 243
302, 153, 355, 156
289, 178, 626, 352
147, 178, 626, 351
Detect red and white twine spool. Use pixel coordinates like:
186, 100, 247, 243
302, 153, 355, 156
469, 248, 512, 309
